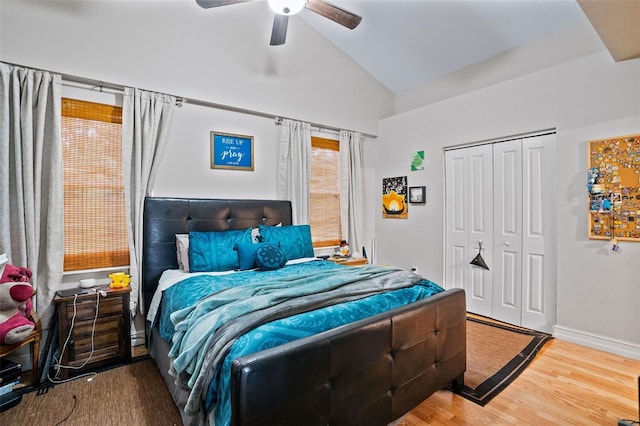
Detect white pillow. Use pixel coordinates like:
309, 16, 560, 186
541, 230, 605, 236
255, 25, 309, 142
176, 234, 190, 272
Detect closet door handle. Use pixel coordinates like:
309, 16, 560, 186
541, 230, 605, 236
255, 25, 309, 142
504, 241, 510, 246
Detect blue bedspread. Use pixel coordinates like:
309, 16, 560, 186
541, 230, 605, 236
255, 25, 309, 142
158, 260, 444, 425
159, 261, 338, 341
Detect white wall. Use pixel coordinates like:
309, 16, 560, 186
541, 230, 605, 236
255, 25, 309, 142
153, 102, 281, 199
373, 30, 640, 358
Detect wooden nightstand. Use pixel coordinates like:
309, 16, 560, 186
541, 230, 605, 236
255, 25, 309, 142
327, 257, 368, 266
54, 286, 131, 378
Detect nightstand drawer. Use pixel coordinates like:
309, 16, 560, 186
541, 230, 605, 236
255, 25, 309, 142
67, 316, 123, 365
64, 296, 124, 321
72, 316, 120, 340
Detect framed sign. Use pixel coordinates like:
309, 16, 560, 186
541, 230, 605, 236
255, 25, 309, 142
210, 131, 254, 171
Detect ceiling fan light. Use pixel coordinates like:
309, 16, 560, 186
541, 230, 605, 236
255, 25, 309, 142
268, 0, 306, 16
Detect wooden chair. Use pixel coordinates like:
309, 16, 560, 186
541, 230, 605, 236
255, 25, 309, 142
0, 310, 42, 386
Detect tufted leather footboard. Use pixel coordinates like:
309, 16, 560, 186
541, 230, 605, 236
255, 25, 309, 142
230, 287, 466, 426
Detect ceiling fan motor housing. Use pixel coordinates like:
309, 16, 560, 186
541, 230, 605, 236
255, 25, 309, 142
268, 0, 306, 16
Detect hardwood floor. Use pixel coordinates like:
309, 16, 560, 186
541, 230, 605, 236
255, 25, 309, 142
399, 338, 640, 425
129, 321, 639, 425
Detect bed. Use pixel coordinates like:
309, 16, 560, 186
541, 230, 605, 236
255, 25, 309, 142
142, 197, 466, 426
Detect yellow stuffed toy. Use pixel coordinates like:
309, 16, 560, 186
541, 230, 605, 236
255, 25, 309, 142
108, 272, 131, 289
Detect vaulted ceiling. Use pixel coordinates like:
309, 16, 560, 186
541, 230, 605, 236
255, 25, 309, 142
298, 0, 589, 93
263, 0, 638, 94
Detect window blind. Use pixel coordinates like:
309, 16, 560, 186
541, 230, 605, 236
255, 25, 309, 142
62, 98, 129, 271
310, 137, 341, 247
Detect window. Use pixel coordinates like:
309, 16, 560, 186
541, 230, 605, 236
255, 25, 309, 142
61, 98, 129, 271
310, 136, 341, 247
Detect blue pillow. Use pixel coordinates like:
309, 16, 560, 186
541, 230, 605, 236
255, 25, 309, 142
255, 243, 287, 270
234, 242, 272, 271
258, 224, 314, 260
189, 228, 253, 272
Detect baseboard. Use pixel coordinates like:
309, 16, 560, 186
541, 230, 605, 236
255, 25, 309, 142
553, 325, 640, 360
131, 336, 145, 347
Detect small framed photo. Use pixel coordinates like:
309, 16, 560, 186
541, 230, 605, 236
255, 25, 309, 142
409, 186, 426, 204
210, 131, 254, 171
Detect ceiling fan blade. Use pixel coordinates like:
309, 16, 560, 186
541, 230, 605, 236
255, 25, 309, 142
305, 0, 362, 30
195, 0, 251, 9
270, 14, 289, 46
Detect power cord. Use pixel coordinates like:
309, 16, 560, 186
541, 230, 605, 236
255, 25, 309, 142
53, 394, 77, 426
47, 292, 101, 384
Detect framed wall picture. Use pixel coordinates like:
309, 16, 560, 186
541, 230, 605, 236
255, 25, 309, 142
409, 186, 426, 204
411, 151, 424, 171
210, 131, 254, 171
382, 176, 408, 219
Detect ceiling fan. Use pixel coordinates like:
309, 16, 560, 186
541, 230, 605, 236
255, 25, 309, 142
196, 0, 362, 46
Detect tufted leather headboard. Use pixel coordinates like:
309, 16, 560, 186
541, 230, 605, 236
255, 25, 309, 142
142, 197, 292, 314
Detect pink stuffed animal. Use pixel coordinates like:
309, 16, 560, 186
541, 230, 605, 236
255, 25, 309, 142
0, 263, 36, 344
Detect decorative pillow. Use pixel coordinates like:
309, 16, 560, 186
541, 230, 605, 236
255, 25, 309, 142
175, 234, 190, 272
189, 228, 253, 272
234, 242, 274, 271
255, 243, 287, 270
258, 224, 314, 261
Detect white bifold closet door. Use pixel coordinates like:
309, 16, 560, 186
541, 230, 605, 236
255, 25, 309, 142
444, 134, 556, 333
444, 144, 494, 316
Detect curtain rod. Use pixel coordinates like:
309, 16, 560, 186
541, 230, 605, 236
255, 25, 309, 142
47, 66, 376, 138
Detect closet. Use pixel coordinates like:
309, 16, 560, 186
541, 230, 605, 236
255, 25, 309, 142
444, 133, 556, 333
